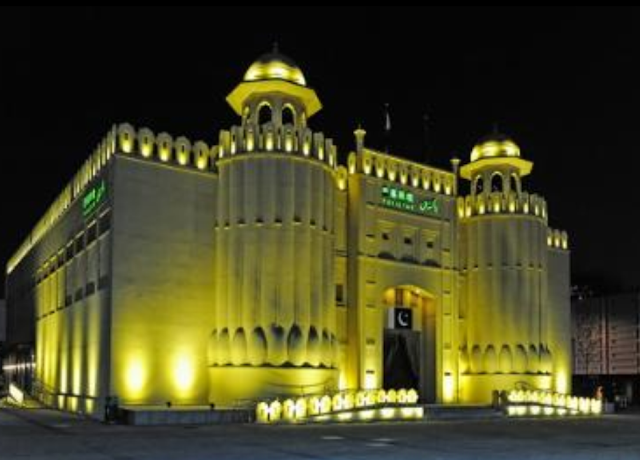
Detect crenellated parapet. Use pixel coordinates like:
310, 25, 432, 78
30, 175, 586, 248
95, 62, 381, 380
457, 191, 548, 222
215, 122, 338, 169
347, 149, 456, 196
6, 123, 215, 275
547, 228, 569, 250
116, 123, 214, 172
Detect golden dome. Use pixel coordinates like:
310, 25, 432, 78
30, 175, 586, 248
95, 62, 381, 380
460, 132, 532, 180
470, 133, 521, 163
243, 51, 307, 86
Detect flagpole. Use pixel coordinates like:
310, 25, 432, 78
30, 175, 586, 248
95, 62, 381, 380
384, 102, 391, 153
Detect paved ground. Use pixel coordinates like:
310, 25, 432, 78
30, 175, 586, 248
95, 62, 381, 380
1, 405, 640, 459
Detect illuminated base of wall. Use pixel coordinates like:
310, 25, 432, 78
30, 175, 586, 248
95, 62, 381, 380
35, 391, 102, 418
460, 374, 553, 404
208, 366, 338, 406
504, 389, 602, 417
308, 406, 424, 423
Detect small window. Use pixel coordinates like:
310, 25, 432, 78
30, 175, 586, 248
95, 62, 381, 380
99, 212, 111, 235
75, 233, 85, 253
404, 237, 413, 245
336, 284, 344, 304
382, 232, 390, 241
87, 224, 97, 245
475, 176, 484, 195
426, 240, 434, 249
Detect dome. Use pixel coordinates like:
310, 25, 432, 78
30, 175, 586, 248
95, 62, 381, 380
243, 50, 307, 86
470, 132, 521, 163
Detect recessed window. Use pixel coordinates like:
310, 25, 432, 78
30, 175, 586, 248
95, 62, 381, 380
382, 232, 390, 241
404, 237, 413, 245
426, 240, 434, 249
336, 284, 344, 304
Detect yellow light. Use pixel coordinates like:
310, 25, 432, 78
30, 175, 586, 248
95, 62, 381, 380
359, 409, 375, 420
364, 371, 376, 390
125, 356, 146, 398
443, 373, 455, 402
470, 139, 521, 162
332, 394, 343, 411
338, 411, 353, 421
295, 398, 308, 418
555, 372, 568, 394
386, 389, 397, 403
529, 405, 541, 416
256, 402, 270, 422
270, 400, 282, 421
173, 354, 195, 396
343, 393, 355, 410
9, 383, 24, 404
283, 399, 296, 420
407, 389, 419, 404
320, 395, 332, 413
381, 407, 395, 419
401, 407, 423, 419
244, 60, 306, 86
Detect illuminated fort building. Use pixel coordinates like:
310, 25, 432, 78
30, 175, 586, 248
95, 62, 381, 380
4, 50, 571, 418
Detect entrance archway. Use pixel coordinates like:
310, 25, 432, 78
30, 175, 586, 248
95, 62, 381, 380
382, 286, 436, 402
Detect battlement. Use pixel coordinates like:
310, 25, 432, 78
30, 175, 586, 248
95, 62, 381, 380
547, 228, 569, 250
457, 191, 548, 222
6, 123, 214, 275
216, 123, 337, 169
347, 149, 456, 196
116, 123, 214, 172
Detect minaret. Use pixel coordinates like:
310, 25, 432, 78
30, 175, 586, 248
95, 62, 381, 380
457, 132, 559, 401
209, 48, 338, 404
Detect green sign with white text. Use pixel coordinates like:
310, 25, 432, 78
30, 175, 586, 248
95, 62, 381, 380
381, 186, 439, 216
83, 180, 107, 217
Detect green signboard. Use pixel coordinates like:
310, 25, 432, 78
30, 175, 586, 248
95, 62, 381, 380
381, 185, 439, 216
83, 180, 107, 217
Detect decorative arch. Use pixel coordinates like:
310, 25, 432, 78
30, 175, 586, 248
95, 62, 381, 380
510, 173, 519, 194
281, 103, 296, 126
474, 175, 484, 195
257, 101, 273, 125
381, 284, 437, 402
490, 172, 503, 193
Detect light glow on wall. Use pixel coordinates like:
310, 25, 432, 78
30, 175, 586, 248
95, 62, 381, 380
125, 356, 147, 399
173, 353, 196, 397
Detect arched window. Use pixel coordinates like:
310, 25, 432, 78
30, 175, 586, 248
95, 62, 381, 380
510, 174, 519, 194
282, 104, 296, 126
490, 173, 502, 193
258, 103, 272, 125
474, 176, 484, 195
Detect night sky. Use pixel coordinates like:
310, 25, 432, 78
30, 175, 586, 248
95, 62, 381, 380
1, 6, 639, 296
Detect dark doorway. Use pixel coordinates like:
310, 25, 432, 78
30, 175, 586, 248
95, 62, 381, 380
383, 329, 421, 390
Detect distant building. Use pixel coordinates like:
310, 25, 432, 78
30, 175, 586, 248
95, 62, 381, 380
5, 49, 571, 419
572, 292, 640, 404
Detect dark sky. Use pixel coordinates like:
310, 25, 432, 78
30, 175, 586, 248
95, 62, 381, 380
1, 6, 639, 295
